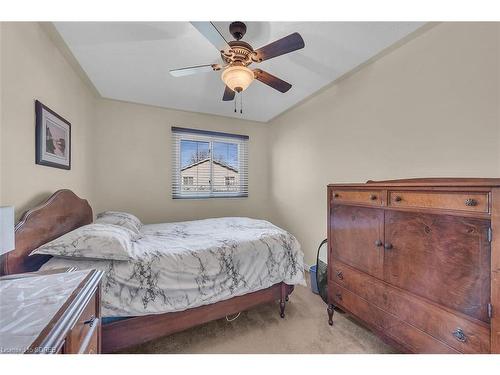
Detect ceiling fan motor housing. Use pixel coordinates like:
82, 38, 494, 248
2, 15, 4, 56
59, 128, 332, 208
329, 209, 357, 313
222, 41, 256, 66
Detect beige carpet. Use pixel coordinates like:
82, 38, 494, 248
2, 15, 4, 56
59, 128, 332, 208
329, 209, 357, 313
121, 279, 397, 354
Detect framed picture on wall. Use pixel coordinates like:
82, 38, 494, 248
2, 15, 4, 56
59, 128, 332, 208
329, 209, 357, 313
35, 100, 71, 170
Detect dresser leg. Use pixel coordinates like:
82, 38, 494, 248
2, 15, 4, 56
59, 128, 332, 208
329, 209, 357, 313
327, 304, 334, 325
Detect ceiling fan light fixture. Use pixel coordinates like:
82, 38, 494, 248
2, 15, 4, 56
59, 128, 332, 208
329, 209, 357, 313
221, 65, 254, 93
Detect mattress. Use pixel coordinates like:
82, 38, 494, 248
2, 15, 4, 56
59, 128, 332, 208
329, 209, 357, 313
40, 217, 305, 318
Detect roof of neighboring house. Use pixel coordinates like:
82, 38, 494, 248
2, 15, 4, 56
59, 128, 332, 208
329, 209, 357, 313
181, 158, 239, 173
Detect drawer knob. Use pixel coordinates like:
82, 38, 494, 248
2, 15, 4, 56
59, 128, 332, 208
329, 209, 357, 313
336, 271, 344, 280
384, 243, 393, 250
334, 193, 339, 198
374, 240, 383, 247
452, 328, 467, 343
84, 316, 97, 328
335, 292, 343, 301
394, 196, 402, 202
370, 194, 377, 201
465, 198, 477, 207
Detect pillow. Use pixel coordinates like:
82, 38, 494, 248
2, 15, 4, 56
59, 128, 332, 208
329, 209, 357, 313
95, 211, 142, 234
30, 223, 140, 261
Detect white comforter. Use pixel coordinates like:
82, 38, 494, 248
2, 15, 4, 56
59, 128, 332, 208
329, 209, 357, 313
41, 217, 305, 317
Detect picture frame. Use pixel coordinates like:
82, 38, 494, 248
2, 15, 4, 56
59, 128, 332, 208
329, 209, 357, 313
35, 100, 71, 170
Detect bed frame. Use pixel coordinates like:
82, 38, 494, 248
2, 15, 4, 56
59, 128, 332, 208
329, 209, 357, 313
0, 190, 294, 353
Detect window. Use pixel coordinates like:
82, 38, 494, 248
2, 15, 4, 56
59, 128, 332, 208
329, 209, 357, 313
172, 127, 249, 199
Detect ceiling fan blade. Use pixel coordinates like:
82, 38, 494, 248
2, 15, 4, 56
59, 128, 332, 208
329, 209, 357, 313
170, 64, 221, 77
253, 32, 305, 62
190, 22, 230, 52
254, 69, 292, 93
222, 86, 235, 101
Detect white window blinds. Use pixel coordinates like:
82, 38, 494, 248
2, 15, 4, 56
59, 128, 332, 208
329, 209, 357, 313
172, 127, 249, 199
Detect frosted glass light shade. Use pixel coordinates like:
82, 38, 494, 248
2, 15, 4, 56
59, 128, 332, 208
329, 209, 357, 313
221, 65, 254, 93
0, 206, 15, 255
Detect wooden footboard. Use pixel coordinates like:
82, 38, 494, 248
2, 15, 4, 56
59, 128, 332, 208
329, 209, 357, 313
102, 282, 294, 353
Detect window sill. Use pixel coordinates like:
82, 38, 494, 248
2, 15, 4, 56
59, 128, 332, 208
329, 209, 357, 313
172, 194, 248, 200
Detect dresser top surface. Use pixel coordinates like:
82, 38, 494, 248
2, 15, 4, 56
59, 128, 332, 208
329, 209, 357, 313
328, 178, 500, 188
0, 269, 94, 354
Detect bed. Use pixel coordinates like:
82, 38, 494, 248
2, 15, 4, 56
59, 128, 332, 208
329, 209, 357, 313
0, 190, 305, 353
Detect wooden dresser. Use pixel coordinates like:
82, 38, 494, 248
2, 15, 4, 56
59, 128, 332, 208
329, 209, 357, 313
327, 178, 500, 353
0, 268, 103, 354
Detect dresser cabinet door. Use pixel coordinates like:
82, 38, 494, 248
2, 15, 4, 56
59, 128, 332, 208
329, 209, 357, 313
383, 211, 491, 322
331, 205, 384, 279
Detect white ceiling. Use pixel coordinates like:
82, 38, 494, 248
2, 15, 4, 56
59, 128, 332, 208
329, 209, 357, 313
54, 22, 424, 122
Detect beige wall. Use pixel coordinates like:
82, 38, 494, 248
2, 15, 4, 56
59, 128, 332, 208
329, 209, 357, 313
0, 22, 97, 218
268, 22, 500, 265
92, 99, 269, 224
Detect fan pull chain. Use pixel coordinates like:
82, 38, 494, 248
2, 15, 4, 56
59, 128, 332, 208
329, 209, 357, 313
233, 92, 243, 114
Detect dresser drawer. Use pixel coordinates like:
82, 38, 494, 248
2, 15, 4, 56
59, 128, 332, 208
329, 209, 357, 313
332, 189, 384, 206
388, 190, 489, 213
331, 261, 490, 353
65, 294, 100, 354
331, 283, 458, 353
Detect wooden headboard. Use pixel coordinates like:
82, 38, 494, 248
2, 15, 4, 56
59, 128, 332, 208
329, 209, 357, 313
0, 190, 92, 275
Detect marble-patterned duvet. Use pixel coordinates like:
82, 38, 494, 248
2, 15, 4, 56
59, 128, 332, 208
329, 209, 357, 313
40, 217, 305, 317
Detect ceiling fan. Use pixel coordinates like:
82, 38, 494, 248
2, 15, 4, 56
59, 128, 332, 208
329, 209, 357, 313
170, 22, 305, 102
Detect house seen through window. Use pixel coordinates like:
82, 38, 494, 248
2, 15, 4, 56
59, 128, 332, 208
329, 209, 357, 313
183, 176, 194, 186
172, 127, 248, 198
